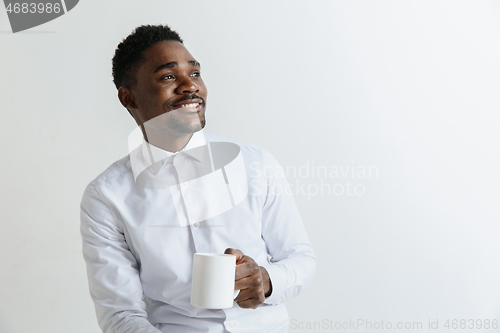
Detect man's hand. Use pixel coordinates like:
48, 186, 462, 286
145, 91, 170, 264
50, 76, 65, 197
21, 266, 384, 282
224, 248, 272, 309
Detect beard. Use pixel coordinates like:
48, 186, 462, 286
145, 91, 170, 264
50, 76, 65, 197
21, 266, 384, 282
166, 108, 206, 135
141, 108, 206, 147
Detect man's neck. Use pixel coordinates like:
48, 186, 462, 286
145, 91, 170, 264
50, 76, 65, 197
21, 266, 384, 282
142, 128, 194, 153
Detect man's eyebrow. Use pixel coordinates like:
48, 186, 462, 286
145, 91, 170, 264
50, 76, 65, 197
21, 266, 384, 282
188, 60, 201, 67
154, 61, 201, 73
154, 62, 177, 73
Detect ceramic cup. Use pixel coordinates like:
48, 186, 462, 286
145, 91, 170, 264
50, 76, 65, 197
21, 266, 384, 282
191, 253, 240, 309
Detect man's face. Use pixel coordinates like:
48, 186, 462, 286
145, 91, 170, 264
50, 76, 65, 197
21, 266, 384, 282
122, 40, 208, 137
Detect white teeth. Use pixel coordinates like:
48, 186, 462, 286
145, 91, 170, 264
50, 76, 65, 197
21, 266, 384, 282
180, 103, 199, 108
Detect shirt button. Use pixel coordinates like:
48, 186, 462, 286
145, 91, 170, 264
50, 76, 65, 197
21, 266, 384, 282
228, 322, 235, 328
182, 181, 189, 187
193, 222, 200, 228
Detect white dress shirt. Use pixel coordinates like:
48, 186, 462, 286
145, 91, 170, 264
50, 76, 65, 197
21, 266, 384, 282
80, 130, 316, 333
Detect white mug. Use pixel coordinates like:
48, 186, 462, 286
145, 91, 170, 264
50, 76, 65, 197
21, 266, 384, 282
191, 253, 240, 309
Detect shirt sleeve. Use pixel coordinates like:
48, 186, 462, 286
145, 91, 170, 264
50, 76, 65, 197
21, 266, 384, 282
80, 183, 163, 333
257, 148, 316, 305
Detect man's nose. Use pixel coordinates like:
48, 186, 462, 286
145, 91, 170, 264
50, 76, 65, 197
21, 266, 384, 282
176, 76, 199, 94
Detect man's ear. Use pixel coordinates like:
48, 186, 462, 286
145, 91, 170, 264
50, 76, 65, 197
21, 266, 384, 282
118, 86, 138, 110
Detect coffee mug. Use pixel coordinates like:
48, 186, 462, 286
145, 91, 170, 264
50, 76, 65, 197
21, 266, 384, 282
191, 253, 240, 309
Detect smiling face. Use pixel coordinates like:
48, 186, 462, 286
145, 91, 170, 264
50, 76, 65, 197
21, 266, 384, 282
119, 40, 208, 140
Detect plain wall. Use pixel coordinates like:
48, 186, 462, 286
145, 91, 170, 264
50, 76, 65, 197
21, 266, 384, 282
1, 1, 499, 332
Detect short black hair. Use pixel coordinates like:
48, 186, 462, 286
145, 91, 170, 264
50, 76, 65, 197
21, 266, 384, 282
112, 24, 183, 89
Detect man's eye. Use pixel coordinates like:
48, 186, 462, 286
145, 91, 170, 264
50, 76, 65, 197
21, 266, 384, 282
191, 72, 201, 77
162, 74, 174, 80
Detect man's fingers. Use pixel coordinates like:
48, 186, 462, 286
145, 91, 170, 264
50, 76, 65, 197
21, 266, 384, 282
224, 248, 244, 262
235, 261, 261, 281
233, 287, 251, 303
237, 298, 264, 309
234, 274, 263, 292
234, 288, 266, 309
225, 251, 266, 310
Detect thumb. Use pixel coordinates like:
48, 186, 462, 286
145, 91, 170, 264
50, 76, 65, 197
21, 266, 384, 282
224, 248, 244, 262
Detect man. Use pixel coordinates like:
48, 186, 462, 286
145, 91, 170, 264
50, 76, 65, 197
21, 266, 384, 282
80, 24, 315, 333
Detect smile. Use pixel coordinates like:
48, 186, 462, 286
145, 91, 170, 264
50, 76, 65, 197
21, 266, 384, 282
179, 103, 199, 108
172, 101, 202, 112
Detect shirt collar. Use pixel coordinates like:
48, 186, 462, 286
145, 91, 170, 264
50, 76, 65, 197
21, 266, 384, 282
130, 129, 207, 181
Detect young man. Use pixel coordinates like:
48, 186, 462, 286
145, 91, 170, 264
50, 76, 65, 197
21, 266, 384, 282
80, 25, 315, 333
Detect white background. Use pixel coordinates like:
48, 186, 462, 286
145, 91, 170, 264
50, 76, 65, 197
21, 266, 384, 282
1, 1, 500, 332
